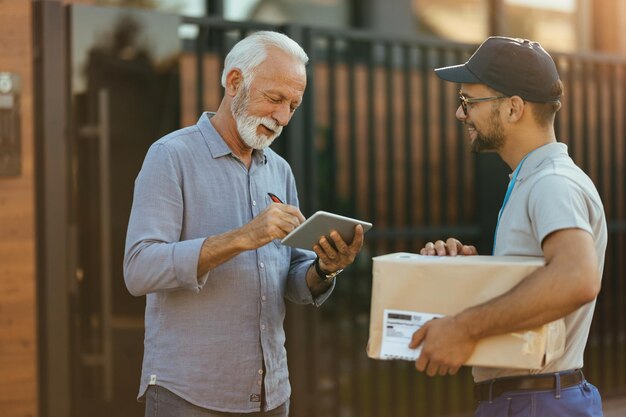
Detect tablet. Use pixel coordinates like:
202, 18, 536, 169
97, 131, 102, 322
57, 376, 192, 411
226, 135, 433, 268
281, 210, 373, 250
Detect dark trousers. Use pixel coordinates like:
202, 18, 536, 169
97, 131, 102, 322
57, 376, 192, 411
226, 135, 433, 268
144, 385, 289, 417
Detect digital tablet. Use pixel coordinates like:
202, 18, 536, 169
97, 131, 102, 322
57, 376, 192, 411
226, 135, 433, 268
281, 210, 373, 250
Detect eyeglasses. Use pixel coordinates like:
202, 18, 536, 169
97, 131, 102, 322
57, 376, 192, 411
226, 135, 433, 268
459, 90, 507, 116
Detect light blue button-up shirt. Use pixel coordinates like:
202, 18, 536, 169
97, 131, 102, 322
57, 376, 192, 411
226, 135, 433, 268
124, 113, 332, 412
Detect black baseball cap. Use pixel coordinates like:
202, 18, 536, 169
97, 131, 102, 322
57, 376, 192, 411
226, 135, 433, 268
435, 36, 561, 103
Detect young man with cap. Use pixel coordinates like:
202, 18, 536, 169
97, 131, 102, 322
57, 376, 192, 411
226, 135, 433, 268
410, 36, 607, 417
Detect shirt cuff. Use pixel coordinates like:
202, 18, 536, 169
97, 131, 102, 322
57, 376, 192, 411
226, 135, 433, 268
172, 237, 209, 292
312, 277, 335, 307
300, 259, 335, 307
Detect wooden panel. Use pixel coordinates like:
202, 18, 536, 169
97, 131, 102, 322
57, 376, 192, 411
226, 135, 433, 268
0, 0, 37, 416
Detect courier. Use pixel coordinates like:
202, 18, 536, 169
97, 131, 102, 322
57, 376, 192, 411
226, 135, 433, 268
403, 35, 607, 417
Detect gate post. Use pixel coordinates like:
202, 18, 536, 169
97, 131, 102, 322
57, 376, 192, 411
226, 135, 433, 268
33, 1, 72, 416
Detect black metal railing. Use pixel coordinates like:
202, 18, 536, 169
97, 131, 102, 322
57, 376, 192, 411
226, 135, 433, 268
181, 16, 626, 417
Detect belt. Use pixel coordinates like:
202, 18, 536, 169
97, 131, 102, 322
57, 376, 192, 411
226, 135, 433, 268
474, 369, 585, 402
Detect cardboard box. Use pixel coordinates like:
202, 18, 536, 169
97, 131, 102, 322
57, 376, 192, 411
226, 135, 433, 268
367, 253, 565, 369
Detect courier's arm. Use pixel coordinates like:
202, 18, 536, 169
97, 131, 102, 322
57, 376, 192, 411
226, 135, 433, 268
410, 227, 600, 376
457, 228, 600, 336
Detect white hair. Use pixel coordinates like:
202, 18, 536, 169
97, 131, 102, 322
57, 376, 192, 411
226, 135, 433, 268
220, 31, 309, 88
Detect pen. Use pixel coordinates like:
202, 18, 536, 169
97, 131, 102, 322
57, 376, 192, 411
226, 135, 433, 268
268, 192, 284, 204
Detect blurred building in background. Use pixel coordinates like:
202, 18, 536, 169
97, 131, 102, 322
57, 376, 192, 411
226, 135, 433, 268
66, 0, 626, 52
156, 0, 622, 54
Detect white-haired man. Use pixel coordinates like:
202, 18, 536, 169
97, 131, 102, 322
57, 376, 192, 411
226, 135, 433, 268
124, 31, 364, 416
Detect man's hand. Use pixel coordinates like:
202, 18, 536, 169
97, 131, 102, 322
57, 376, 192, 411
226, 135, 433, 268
314, 225, 365, 273
196, 202, 304, 276
420, 237, 478, 256
409, 316, 477, 376
242, 203, 306, 249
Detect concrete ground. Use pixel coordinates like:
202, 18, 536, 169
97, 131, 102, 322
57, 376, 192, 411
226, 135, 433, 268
603, 395, 626, 417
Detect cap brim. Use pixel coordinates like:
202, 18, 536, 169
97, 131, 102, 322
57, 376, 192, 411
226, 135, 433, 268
434, 64, 482, 84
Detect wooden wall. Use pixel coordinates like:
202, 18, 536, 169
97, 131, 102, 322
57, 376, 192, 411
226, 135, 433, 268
0, 0, 38, 416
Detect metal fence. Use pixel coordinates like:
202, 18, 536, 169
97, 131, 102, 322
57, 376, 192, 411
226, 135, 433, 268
181, 17, 626, 417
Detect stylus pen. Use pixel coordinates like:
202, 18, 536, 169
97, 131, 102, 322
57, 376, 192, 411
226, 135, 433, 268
268, 192, 284, 204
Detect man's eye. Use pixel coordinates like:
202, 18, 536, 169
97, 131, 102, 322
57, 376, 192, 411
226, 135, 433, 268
266, 95, 281, 103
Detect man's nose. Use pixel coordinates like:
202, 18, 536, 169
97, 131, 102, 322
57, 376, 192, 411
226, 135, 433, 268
455, 105, 466, 121
273, 103, 292, 126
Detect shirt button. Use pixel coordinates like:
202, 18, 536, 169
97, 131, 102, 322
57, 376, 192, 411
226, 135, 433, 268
261, 295, 266, 301
258, 380, 262, 386
260, 262, 265, 269
261, 324, 266, 330
258, 369, 263, 375
252, 200, 257, 206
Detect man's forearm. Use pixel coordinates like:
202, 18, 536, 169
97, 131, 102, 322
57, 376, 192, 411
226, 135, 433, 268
457, 262, 598, 340
457, 278, 571, 340
458, 229, 600, 340
196, 229, 251, 277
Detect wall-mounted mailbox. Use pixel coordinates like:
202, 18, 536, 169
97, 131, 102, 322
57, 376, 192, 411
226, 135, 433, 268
0, 72, 21, 177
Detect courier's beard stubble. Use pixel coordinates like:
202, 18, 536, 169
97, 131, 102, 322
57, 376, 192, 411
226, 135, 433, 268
469, 107, 506, 153
231, 84, 282, 150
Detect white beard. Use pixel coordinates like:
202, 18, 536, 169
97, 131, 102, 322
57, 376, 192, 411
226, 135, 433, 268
232, 86, 282, 150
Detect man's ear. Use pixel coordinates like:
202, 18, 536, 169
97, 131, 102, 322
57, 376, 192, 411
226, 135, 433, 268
225, 68, 243, 97
507, 96, 525, 122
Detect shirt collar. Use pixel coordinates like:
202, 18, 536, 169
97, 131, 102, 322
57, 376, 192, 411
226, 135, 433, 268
515, 142, 568, 181
196, 112, 268, 165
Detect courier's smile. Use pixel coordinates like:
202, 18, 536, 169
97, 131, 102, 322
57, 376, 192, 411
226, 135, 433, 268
466, 124, 477, 142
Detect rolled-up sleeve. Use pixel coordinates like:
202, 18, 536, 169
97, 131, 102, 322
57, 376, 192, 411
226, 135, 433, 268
124, 143, 207, 296
284, 248, 334, 306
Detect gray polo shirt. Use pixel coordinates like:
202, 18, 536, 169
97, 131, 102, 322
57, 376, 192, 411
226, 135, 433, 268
473, 142, 607, 382
124, 113, 331, 412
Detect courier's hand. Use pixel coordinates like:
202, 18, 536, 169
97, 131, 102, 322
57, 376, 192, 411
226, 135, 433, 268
420, 237, 477, 256
314, 225, 364, 273
409, 316, 477, 376
242, 203, 306, 249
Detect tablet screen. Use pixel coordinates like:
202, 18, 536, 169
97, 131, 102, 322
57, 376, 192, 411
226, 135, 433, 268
281, 210, 372, 250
